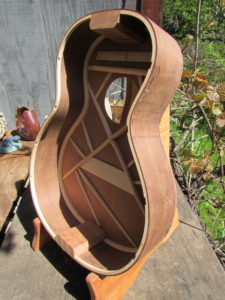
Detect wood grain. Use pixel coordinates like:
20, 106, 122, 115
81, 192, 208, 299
0, 0, 123, 129
1, 181, 225, 300
30, 9, 182, 276
141, 0, 164, 26
55, 221, 107, 257
86, 209, 179, 300
88, 65, 148, 75
32, 217, 52, 251
90, 10, 143, 43
0, 133, 33, 230
96, 51, 151, 62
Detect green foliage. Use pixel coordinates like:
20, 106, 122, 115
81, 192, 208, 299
198, 198, 225, 239
168, 0, 225, 266
164, 0, 225, 83
180, 39, 225, 84
163, 0, 197, 38
203, 180, 225, 226
171, 70, 225, 240
164, 0, 225, 40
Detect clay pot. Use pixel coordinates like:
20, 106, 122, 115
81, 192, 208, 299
16, 106, 40, 141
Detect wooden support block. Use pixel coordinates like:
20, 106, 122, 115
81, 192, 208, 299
32, 217, 52, 251
86, 208, 179, 300
90, 10, 143, 43
55, 221, 107, 257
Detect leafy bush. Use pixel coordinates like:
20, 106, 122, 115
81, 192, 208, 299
165, 0, 225, 265
170, 72, 225, 264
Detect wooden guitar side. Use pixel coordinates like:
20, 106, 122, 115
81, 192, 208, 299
30, 9, 183, 276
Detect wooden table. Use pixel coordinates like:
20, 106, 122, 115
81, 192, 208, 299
0, 131, 33, 231
0, 131, 225, 299
0, 181, 225, 300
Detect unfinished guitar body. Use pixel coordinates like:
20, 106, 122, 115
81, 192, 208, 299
30, 9, 183, 276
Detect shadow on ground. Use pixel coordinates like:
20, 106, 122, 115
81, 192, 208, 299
0, 227, 16, 253
16, 185, 90, 300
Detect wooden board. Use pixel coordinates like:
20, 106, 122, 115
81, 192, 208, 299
0, 131, 33, 230
0, 0, 170, 153
1, 181, 225, 299
86, 209, 179, 300
0, 0, 124, 129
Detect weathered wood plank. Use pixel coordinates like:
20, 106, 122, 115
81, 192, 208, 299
123, 182, 225, 300
141, 0, 164, 26
0, 0, 123, 129
0, 181, 224, 299
0, 133, 33, 230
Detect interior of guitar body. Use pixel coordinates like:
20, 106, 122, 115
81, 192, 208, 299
31, 10, 172, 276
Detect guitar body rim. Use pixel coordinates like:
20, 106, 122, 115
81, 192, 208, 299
30, 9, 182, 275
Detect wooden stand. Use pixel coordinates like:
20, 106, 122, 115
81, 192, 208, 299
32, 209, 179, 300
32, 218, 52, 251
